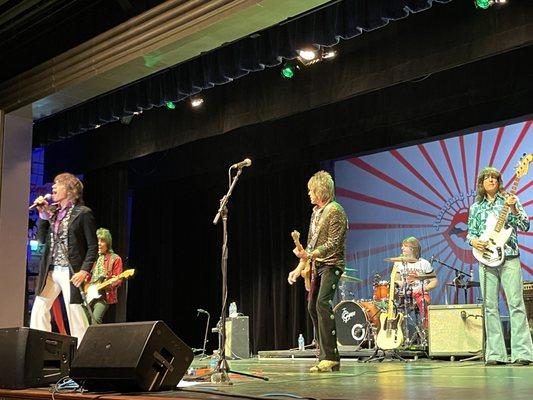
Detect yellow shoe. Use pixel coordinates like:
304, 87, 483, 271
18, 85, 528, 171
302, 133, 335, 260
309, 360, 340, 372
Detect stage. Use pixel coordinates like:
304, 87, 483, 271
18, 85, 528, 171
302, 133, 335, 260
1, 357, 531, 400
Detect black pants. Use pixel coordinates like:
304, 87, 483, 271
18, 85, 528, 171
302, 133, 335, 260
308, 266, 341, 361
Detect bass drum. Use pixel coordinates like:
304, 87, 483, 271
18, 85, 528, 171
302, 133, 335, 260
334, 300, 381, 346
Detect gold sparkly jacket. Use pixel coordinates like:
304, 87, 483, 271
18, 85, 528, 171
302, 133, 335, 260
307, 200, 348, 271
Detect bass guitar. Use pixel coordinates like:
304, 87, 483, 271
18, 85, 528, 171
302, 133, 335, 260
473, 153, 532, 267
83, 269, 135, 304
376, 265, 404, 350
291, 230, 311, 292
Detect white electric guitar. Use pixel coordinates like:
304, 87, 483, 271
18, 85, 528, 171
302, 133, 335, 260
473, 153, 532, 267
83, 269, 135, 304
376, 265, 404, 350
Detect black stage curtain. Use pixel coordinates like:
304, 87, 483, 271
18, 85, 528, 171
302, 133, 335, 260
127, 163, 319, 352
33, 0, 451, 145
83, 163, 129, 323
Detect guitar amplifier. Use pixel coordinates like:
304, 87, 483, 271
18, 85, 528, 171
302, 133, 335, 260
428, 304, 484, 357
225, 316, 249, 359
524, 281, 533, 334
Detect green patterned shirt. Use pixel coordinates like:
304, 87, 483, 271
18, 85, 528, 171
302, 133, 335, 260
467, 192, 530, 257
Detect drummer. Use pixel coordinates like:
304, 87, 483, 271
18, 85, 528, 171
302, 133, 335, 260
394, 236, 438, 327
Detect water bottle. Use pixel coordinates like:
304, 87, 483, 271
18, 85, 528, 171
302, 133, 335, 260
229, 301, 237, 318
298, 333, 305, 351
209, 350, 219, 370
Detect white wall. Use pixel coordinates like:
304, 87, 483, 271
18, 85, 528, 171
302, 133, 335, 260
0, 113, 32, 327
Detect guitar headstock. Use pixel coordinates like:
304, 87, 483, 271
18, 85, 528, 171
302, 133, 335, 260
515, 153, 533, 178
122, 269, 135, 278
291, 230, 302, 247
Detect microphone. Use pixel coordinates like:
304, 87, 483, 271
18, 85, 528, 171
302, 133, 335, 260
197, 308, 208, 314
429, 255, 436, 264
460, 310, 467, 321
29, 193, 51, 210
231, 158, 252, 169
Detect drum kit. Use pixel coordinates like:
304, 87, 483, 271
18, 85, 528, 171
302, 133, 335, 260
334, 256, 434, 351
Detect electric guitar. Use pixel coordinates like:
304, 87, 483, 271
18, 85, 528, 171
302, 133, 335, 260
291, 230, 312, 292
83, 269, 135, 304
376, 265, 404, 350
473, 153, 532, 267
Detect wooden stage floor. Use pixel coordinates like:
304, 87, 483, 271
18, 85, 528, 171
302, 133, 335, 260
1, 357, 531, 400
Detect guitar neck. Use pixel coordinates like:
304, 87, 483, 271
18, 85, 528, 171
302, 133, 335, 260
387, 266, 397, 317
494, 176, 520, 233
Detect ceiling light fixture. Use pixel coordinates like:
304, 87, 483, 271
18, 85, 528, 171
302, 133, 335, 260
190, 96, 204, 108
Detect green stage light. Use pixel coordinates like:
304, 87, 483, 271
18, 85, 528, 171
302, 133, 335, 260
281, 62, 295, 79
166, 101, 176, 109
475, 0, 491, 8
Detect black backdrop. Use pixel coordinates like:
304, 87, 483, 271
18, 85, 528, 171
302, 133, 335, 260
126, 163, 319, 352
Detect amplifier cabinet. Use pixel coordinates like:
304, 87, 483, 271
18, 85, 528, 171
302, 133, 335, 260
225, 316, 250, 359
428, 304, 484, 357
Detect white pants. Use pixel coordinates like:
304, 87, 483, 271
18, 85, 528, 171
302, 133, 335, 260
30, 265, 89, 345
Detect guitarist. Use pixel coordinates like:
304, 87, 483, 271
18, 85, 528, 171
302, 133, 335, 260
467, 167, 532, 366
287, 171, 348, 373
86, 228, 123, 324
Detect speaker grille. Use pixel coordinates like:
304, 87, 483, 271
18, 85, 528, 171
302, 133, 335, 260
428, 304, 483, 357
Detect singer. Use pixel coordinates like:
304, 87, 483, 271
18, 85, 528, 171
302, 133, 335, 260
467, 167, 532, 366
288, 171, 347, 372
30, 173, 97, 344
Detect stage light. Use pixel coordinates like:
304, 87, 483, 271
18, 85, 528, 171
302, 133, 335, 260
281, 62, 297, 78
165, 101, 176, 109
297, 49, 318, 61
322, 49, 337, 60
474, 0, 507, 9
190, 96, 204, 108
29, 240, 39, 251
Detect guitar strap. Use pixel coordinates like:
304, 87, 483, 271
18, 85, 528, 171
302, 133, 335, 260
307, 202, 334, 299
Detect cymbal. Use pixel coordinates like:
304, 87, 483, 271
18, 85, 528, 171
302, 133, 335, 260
339, 274, 362, 282
384, 256, 418, 263
412, 273, 436, 280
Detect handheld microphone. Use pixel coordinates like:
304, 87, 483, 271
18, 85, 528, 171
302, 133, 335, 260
231, 158, 252, 169
29, 193, 51, 210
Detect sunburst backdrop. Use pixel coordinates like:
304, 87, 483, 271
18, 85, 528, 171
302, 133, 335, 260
334, 119, 532, 310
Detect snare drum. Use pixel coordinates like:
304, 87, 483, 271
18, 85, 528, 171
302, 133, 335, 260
373, 280, 390, 301
333, 300, 381, 346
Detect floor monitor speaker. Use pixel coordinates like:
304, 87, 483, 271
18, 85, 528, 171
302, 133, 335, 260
70, 321, 193, 391
0, 327, 77, 389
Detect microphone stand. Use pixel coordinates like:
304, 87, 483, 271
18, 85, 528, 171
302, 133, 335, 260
211, 167, 268, 384
432, 258, 471, 305
194, 310, 210, 360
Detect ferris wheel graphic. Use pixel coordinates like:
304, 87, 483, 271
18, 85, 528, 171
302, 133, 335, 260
334, 119, 532, 304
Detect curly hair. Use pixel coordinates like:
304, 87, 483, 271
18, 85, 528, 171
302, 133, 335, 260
54, 173, 84, 204
308, 170, 335, 204
475, 167, 505, 203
